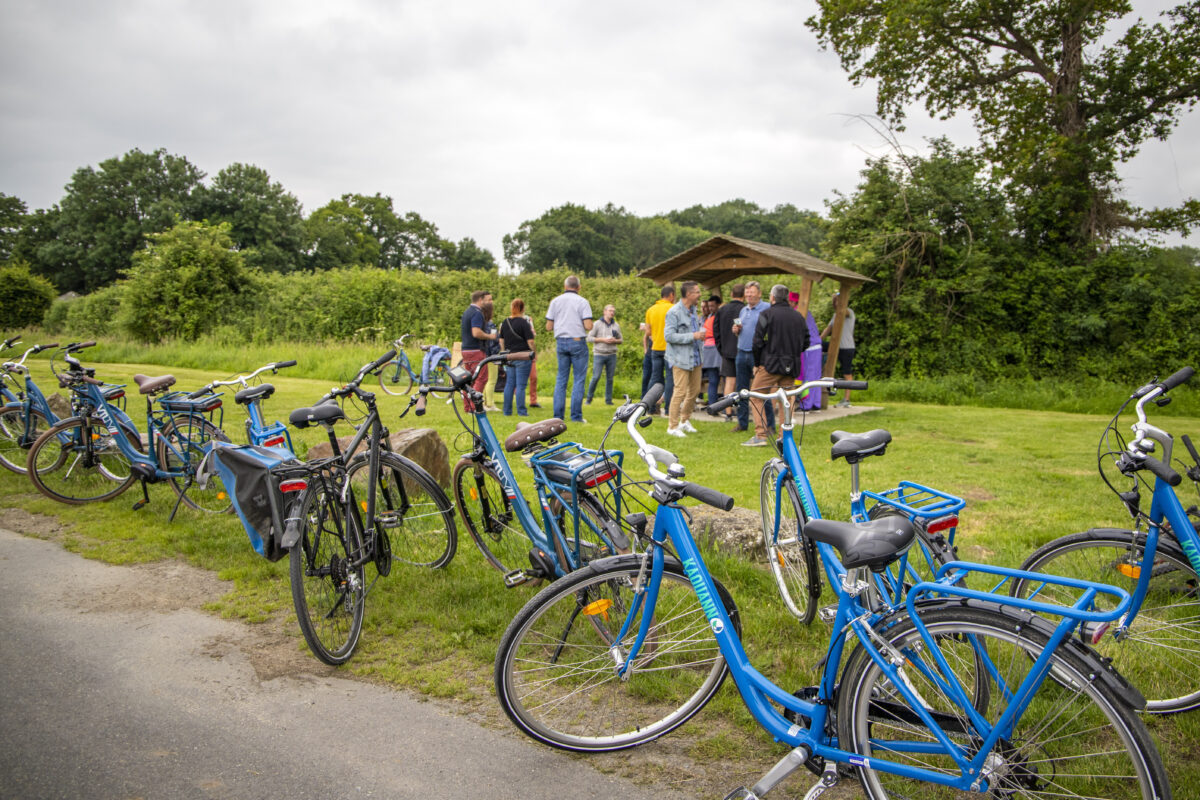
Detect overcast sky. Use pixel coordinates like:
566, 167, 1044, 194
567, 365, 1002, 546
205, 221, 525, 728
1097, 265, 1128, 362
2, 0, 1196, 263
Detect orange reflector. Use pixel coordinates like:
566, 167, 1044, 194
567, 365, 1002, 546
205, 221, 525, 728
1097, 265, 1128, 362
927, 516, 958, 534
776, 552, 786, 568
262, 436, 285, 447
1118, 563, 1142, 579
469, 488, 479, 501
217, 491, 228, 500
279, 480, 306, 494
583, 598, 613, 619
361, 500, 369, 512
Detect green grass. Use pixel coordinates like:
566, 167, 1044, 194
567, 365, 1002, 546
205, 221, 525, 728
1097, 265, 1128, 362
2, 350, 1198, 797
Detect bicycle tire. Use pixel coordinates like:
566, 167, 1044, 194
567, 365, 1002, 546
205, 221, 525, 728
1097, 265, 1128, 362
430, 362, 452, 389
344, 451, 457, 570
494, 556, 738, 752
26, 416, 138, 504
0, 406, 49, 474
760, 459, 819, 623
839, 603, 1171, 800
157, 417, 233, 514
1011, 528, 1200, 714
453, 459, 534, 576
549, 489, 627, 571
377, 362, 414, 397
289, 480, 365, 665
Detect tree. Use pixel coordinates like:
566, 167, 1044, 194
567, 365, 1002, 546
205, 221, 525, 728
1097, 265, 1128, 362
118, 220, 258, 342
302, 199, 380, 271
194, 163, 304, 273
0, 193, 27, 262
0, 260, 57, 328
808, 1, 1200, 251
341, 194, 456, 271
448, 237, 497, 271
30, 148, 205, 292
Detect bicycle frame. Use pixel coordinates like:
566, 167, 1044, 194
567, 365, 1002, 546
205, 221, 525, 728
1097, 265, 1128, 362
75, 381, 201, 480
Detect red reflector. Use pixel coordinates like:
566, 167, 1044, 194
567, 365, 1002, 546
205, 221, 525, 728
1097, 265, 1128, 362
926, 516, 958, 534
583, 468, 618, 488
107, 390, 125, 400
279, 480, 308, 493
262, 436, 285, 447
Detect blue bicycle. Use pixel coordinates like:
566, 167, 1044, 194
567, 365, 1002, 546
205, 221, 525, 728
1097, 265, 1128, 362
710, 380, 965, 624
26, 343, 231, 517
1012, 365, 1200, 714
410, 351, 631, 586
188, 359, 298, 451
377, 334, 451, 397
494, 384, 1169, 800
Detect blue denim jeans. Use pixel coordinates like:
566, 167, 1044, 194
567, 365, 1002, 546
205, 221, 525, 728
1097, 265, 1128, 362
587, 353, 617, 403
554, 338, 589, 421
647, 350, 674, 412
703, 367, 721, 406
503, 358, 532, 416
735, 350, 773, 430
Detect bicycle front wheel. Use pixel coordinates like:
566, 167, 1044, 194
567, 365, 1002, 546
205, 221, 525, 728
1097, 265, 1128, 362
27, 416, 138, 504
430, 362, 452, 388
157, 418, 232, 513
760, 459, 819, 623
289, 481, 365, 665
454, 459, 532, 576
1011, 528, 1200, 713
0, 406, 49, 474
345, 452, 457, 570
494, 558, 737, 752
377, 362, 414, 396
839, 604, 1170, 800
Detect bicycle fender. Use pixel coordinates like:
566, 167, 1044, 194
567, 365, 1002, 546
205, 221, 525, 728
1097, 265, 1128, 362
871, 597, 1148, 711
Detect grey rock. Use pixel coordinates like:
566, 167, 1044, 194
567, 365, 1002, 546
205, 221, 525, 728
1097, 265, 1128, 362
305, 427, 452, 489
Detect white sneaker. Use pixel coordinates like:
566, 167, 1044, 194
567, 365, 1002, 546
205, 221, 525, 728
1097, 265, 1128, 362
665, 426, 687, 438
680, 420, 698, 434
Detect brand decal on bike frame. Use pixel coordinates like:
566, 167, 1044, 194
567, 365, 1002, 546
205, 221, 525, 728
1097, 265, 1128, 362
497, 464, 520, 500
682, 558, 720, 621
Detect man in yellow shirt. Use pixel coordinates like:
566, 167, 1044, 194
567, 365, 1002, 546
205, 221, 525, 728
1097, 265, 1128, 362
641, 285, 675, 415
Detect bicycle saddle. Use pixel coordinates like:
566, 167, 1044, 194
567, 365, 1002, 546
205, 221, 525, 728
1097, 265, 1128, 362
132, 374, 177, 395
505, 418, 567, 452
803, 516, 915, 571
829, 429, 891, 464
419, 344, 432, 352
235, 383, 275, 405
288, 402, 345, 429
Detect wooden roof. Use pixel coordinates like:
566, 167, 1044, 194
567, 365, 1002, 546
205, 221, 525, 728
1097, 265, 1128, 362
638, 234, 872, 289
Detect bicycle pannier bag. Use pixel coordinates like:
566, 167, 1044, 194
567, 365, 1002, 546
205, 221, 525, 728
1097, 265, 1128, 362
208, 443, 300, 561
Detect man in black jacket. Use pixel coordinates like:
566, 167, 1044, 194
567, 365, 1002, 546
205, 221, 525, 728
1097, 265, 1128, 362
711, 283, 745, 422
744, 284, 810, 446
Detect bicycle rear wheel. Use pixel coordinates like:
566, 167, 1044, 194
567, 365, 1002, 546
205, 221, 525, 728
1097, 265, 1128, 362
494, 558, 737, 752
1011, 528, 1200, 713
0, 407, 49, 474
26, 416, 138, 504
157, 417, 232, 513
839, 603, 1170, 800
430, 362, 452, 388
377, 362, 414, 396
453, 459, 533, 576
289, 481, 364, 665
345, 452, 456, 570
760, 459, 819, 623
549, 490, 627, 571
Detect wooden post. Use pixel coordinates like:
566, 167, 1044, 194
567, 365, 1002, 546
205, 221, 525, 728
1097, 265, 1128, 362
795, 275, 815, 316
822, 283, 854, 379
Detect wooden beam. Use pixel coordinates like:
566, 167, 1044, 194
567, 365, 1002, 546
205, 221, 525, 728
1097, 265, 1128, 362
654, 243, 741, 284
795, 277, 815, 317
701, 268, 750, 290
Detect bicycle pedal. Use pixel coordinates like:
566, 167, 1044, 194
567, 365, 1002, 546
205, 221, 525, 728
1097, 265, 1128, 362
817, 605, 838, 623
377, 510, 401, 528
503, 570, 533, 588
722, 789, 759, 800
131, 499, 149, 511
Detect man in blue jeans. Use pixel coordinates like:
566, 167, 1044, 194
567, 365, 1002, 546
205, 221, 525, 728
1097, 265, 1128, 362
586, 304, 622, 404
733, 280, 773, 434
545, 275, 593, 422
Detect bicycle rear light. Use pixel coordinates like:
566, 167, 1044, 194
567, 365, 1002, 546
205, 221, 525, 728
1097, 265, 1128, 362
262, 435, 285, 447
583, 467, 618, 488
926, 515, 958, 534
279, 479, 308, 493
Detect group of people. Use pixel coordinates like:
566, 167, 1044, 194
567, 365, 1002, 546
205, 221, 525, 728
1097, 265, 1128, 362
458, 276, 856, 443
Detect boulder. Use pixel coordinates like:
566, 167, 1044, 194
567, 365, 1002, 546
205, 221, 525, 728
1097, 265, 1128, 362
687, 505, 767, 561
46, 392, 71, 420
304, 428, 452, 489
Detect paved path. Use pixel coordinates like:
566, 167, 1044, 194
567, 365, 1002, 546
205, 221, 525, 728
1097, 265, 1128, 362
0, 527, 690, 800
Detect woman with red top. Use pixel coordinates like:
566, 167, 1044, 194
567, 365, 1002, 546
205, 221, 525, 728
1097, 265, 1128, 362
700, 295, 722, 407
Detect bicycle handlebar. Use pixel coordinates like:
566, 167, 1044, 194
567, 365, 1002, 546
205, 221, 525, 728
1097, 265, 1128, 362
1160, 366, 1194, 393
706, 377, 869, 414
276, 359, 297, 369
1143, 455, 1183, 487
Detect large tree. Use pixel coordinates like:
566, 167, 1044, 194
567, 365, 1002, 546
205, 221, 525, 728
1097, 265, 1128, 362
194, 163, 304, 273
0, 193, 27, 262
31, 148, 204, 292
808, 1, 1200, 251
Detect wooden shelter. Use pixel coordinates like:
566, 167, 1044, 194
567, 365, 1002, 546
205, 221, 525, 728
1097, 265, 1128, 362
639, 235, 872, 381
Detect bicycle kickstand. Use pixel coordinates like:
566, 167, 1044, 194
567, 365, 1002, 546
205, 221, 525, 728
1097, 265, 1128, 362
132, 479, 151, 512
723, 746, 832, 800
166, 478, 191, 522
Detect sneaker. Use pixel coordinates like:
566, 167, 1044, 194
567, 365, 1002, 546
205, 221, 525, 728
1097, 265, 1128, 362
731, 426, 748, 433
529, 402, 542, 408
680, 420, 698, 434
836, 398, 851, 408
484, 404, 500, 412
666, 426, 687, 438
742, 436, 769, 447
572, 418, 587, 424
586, 398, 593, 405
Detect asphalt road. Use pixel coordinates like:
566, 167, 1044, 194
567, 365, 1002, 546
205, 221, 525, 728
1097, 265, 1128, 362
0, 527, 690, 800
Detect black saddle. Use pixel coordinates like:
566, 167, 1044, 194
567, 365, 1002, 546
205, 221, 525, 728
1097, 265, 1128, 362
803, 516, 915, 571
830, 429, 892, 464
504, 418, 567, 452
235, 383, 275, 405
288, 402, 345, 429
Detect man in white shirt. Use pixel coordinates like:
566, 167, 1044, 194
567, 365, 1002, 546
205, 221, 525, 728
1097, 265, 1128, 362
545, 275, 594, 422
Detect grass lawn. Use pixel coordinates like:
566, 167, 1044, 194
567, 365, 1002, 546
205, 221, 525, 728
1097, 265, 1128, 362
2, 346, 1198, 797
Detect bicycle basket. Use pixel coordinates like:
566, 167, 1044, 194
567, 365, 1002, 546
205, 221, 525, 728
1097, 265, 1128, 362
207, 442, 301, 561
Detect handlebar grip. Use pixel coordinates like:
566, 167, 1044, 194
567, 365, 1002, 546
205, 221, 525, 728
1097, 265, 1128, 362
1144, 455, 1183, 487
415, 394, 428, 416
683, 482, 735, 512
1182, 434, 1200, 467
504, 350, 534, 362
833, 380, 869, 391
641, 383, 665, 410
76, 341, 96, 349
368, 349, 398, 375
187, 387, 212, 399
276, 360, 297, 369
35, 343, 60, 353
708, 393, 739, 413
1160, 366, 1195, 392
